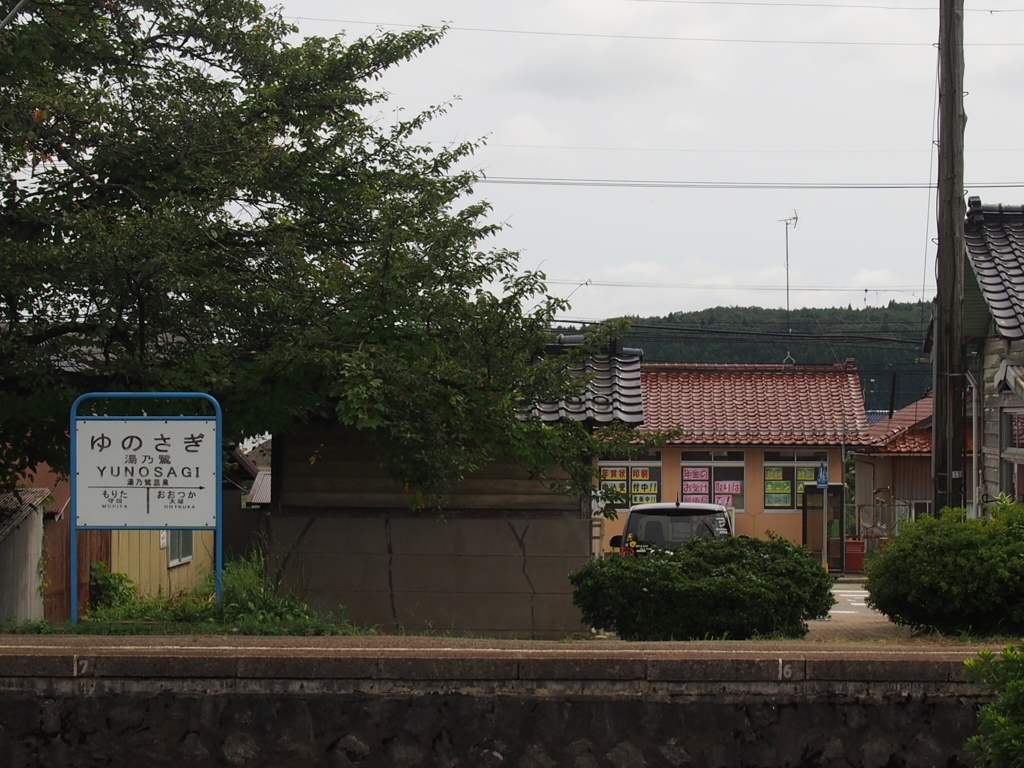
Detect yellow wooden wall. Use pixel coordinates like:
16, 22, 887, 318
109, 530, 216, 597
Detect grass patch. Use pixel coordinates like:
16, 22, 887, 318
2, 550, 375, 636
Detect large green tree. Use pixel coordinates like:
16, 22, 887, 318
0, 0, 621, 497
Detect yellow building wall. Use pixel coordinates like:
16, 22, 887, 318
109, 530, 216, 597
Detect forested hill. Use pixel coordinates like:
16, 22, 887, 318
618, 301, 932, 412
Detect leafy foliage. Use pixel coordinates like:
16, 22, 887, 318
569, 536, 834, 640
0, 0, 628, 498
864, 500, 1024, 635
89, 561, 138, 608
81, 550, 365, 634
965, 646, 1024, 768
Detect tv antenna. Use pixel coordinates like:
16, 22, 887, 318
779, 211, 798, 364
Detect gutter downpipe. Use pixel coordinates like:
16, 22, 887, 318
966, 370, 980, 518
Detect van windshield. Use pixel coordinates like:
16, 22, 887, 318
624, 509, 731, 549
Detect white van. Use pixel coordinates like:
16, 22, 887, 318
608, 502, 733, 555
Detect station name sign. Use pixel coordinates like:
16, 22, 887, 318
75, 418, 217, 528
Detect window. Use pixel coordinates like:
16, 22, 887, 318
169, 529, 193, 567
680, 451, 745, 511
763, 451, 828, 511
1001, 411, 1024, 500
598, 453, 662, 514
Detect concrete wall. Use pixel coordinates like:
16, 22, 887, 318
272, 425, 591, 638
270, 513, 590, 638
0, 645, 985, 768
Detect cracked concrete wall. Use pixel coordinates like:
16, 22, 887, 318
269, 515, 592, 638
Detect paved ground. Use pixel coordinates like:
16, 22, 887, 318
804, 574, 916, 643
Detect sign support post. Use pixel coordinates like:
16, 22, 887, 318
70, 392, 223, 624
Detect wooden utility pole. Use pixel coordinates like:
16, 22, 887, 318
933, 0, 966, 511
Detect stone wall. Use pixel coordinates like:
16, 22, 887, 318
0, 644, 985, 768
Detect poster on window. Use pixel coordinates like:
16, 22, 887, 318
715, 495, 732, 506
599, 464, 661, 508
715, 480, 742, 494
632, 480, 659, 496
683, 467, 710, 481
600, 479, 627, 496
765, 493, 792, 507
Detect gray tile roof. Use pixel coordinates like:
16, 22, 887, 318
965, 196, 1024, 340
0, 489, 48, 544
529, 335, 645, 425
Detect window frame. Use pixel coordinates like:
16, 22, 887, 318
762, 450, 828, 513
168, 529, 194, 568
598, 453, 663, 513
679, 450, 746, 512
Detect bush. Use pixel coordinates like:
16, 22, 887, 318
90, 561, 138, 608
569, 535, 834, 640
965, 646, 1024, 768
864, 501, 1024, 635
83, 550, 362, 634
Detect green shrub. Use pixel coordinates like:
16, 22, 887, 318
569, 535, 834, 641
965, 645, 1024, 768
864, 501, 1024, 635
89, 561, 138, 608
83, 550, 363, 634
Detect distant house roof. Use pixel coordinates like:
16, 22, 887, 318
964, 196, 1024, 340
0, 489, 48, 544
857, 389, 975, 457
864, 391, 934, 456
249, 470, 272, 506
246, 439, 273, 472
17, 464, 70, 518
639, 361, 871, 446
529, 335, 645, 425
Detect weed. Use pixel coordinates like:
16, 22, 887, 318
3, 550, 377, 636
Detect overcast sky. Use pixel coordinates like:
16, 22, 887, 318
279, 0, 1024, 323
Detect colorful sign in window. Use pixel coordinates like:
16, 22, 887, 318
764, 462, 828, 510
681, 462, 744, 509
599, 462, 662, 510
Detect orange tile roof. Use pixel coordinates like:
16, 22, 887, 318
868, 392, 932, 443
863, 391, 974, 456
639, 362, 872, 446
873, 429, 933, 455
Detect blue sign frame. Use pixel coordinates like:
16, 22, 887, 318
70, 392, 223, 624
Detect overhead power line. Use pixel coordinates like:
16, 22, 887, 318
623, 0, 1024, 11
293, 18, 1024, 46
543, 279, 933, 293
488, 142, 1024, 154
478, 176, 1024, 190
